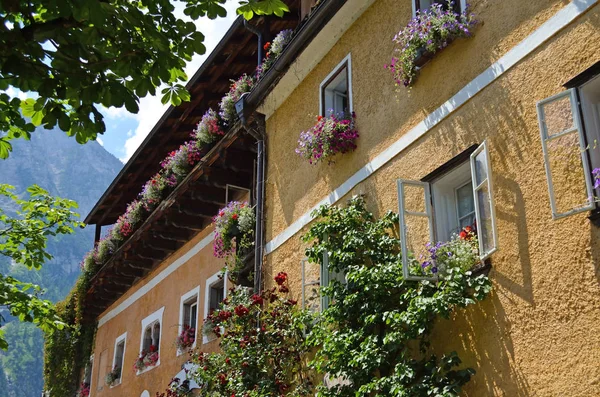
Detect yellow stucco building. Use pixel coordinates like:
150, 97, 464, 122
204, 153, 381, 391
53, 0, 600, 396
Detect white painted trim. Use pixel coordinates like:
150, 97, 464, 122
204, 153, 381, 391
137, 306, 164, 375
177, 286, 200, 356
257, 0, 376, 119
319, 53, 353, 116
264, 0, 599, 255
203, 271, 228, 344
88, 354, 94, 393
110, 332, 127, 387
98, 232, 213, 328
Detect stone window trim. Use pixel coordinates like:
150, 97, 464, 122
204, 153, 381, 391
137, 306, 164, 375
203, 271, 228, 344
319, 53, 353, 117
177, 286, 200, 356
110, 332, 127, 387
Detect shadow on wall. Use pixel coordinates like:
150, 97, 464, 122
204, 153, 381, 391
448, 291, 533, 397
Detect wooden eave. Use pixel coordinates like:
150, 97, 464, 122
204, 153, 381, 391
85, 2, 301, 226
84, 124, 257, 320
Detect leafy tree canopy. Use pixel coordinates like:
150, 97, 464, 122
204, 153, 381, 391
0, 184, 82, 349
0, 0, 289, 158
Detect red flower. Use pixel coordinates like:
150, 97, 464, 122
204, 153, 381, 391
274, 272, 287, 285
251, 294, 264, 306
279, 285, 289, 293
459, 225, 475, 240
263, 42, 271, 51
234, 305, 249, 317
317, 115, 324, 121
232, 213, 238, 220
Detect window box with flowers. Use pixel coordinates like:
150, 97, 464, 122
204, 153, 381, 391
387, 1, 477, 87
175, 324, 196, 352
295, 112, 358, 165
213, 201, 255, 286
134, 345, 159, 373
76, 383, 90, 397
105, 366, 122, 387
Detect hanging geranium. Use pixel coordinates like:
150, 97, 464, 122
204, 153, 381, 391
140, 173, 169, 212
213, 201, 255, 258
387, 1, 477, 87
194, 108, 225, 146
219, 74, 254, 123
77, 383, 90, 397
295, 112, 359, 165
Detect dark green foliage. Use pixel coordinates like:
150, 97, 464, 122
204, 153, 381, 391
303, 197, 492, 396
0, 0, 289, 158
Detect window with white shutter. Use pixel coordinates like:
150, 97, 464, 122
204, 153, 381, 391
536, 89, 595, 219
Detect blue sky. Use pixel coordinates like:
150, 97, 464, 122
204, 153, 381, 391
93, 2, 240, 162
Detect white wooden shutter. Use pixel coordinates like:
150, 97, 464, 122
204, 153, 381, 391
470, 141, 498, 260
397, 179, 436, 280
537, 89, 594, 219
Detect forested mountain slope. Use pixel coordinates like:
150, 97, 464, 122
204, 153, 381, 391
0, 129, 123, 397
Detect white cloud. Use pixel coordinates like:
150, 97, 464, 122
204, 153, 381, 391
4, 86, 32, 101
120, 2, 240, 162
100, 105, 138, 120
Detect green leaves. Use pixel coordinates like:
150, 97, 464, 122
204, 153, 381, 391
160, 84, 191, 106
303, 197, 492, 396
237, 0, 290, 19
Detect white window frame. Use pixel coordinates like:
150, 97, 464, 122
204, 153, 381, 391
398, 141, 498, 278
411, 0, 467, 17
203, 271, 228, 344
397, 179, 437, 281
319, 53, 353, 116
111, 332, 127, 387
301, 258, 321, 312
137, 307, 164, 375
470, 140, 498, 260
225, 184, 251, 203
178, 286, 200, 356
537, 89, 595, 219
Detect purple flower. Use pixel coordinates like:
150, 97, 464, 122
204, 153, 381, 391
593, 168, 600, 189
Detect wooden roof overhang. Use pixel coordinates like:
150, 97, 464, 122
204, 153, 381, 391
84, 2, 301, 227
84, 123, 258, 320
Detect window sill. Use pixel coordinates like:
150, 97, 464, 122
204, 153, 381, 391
470, 259, 492, 277
176, 341, 196, 357
136, 360, 160, 376
109, 380, 122, 388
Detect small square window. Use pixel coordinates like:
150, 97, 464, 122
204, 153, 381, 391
413, 0, 463, 16
320, 56, 352, 116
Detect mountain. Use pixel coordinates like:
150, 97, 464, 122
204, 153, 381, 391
0, 128, 123, 397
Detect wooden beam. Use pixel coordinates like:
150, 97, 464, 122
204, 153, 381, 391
176, 198, 221, 218
201, 167, 253, 189
168, 213, 207, 231
188, 185, 227, 205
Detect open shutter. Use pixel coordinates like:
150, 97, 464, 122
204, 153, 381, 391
301, 258, 321, 313
470, 140, 498, 260
397, 179, 436, 280
537, 89, 594, 219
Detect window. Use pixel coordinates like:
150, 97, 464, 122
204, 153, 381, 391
138, 307, 164, 372
536, 88, 596, 219
398, 141, 497, 280
178, 286, 200, 355
203, 272, 228, 343
300, 252, 345, 313
412, 0, 465, 16
111, 332, 127, 386
320, 54, 352, 116
83, 355, 93, 390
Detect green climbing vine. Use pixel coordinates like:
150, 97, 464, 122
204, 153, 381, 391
302, 197, 492, 396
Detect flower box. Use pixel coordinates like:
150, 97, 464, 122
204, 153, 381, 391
387, 1, 476, 86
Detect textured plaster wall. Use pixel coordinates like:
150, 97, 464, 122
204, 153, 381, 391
90, 227, 224, 397
263, 0, 600, 395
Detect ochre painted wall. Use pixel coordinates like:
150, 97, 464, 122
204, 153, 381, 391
90, 227, 224, 397
262, 0, 600, 395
